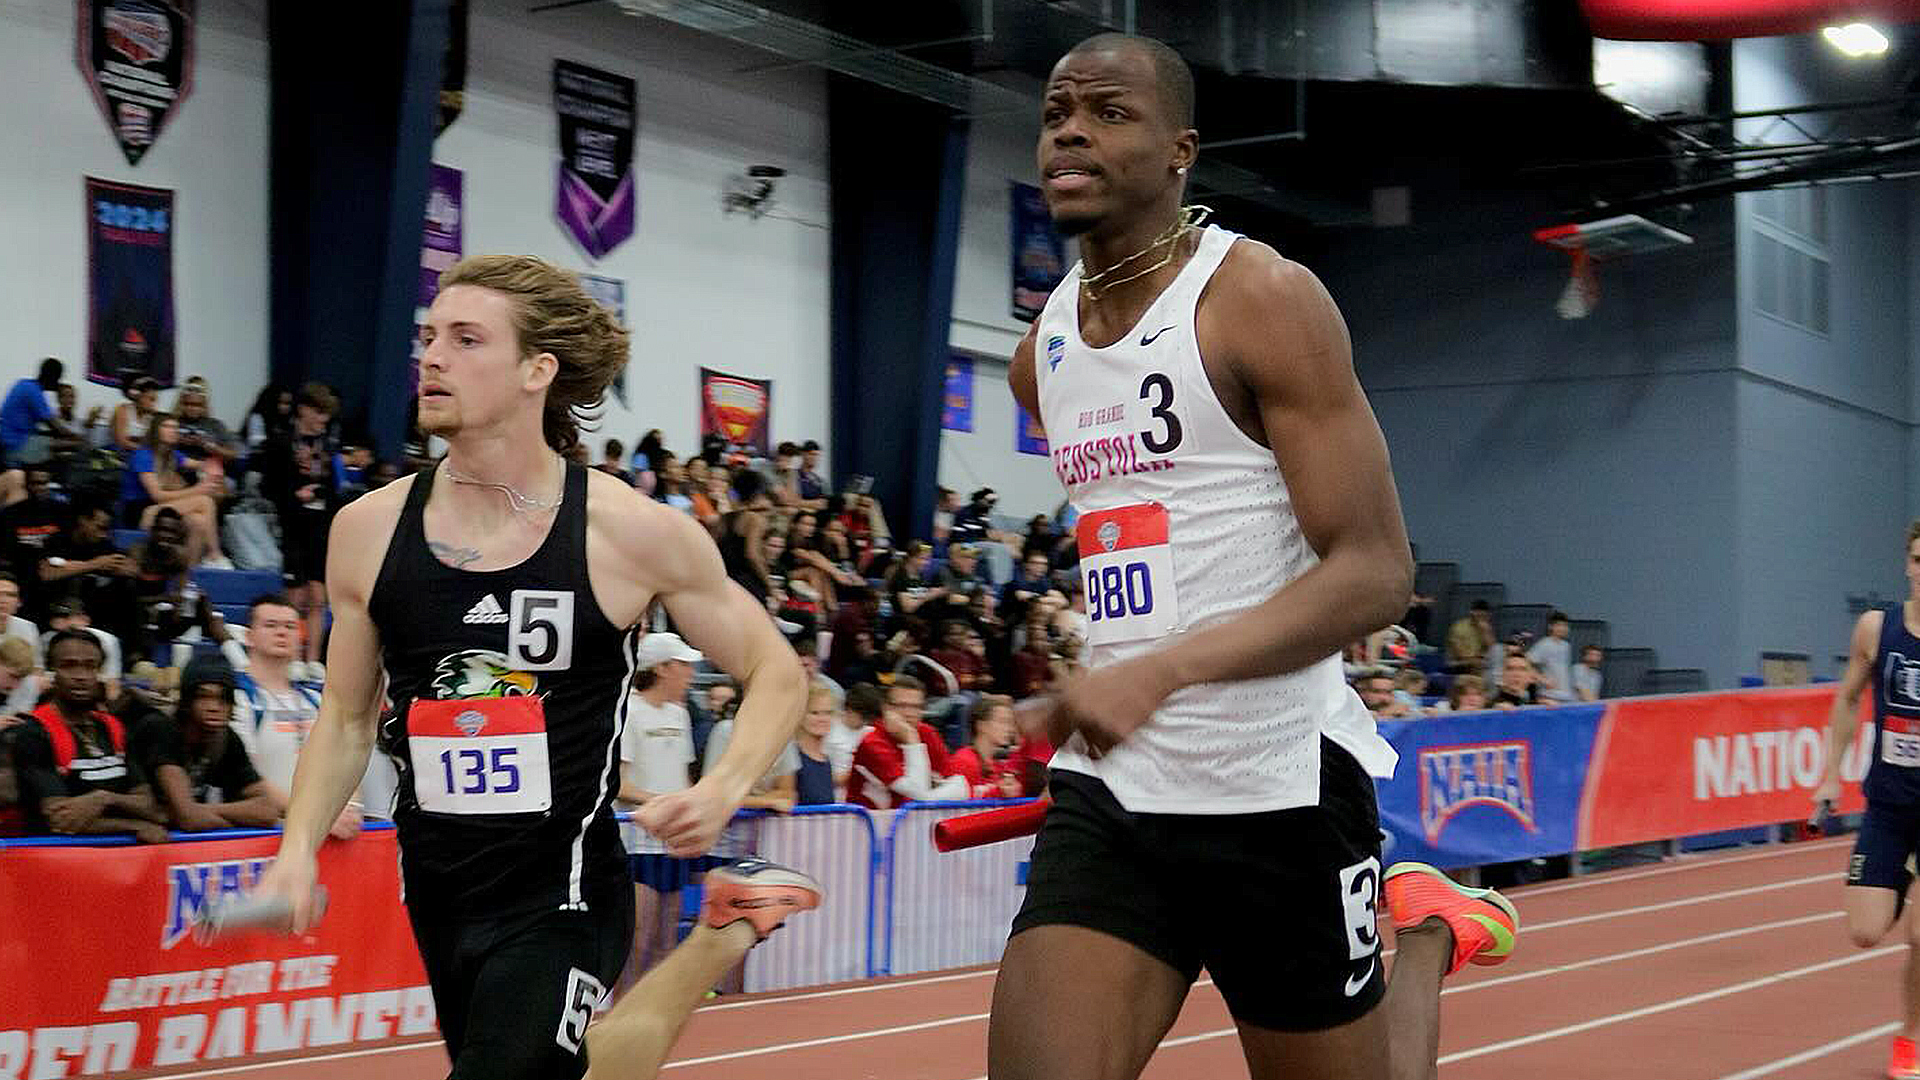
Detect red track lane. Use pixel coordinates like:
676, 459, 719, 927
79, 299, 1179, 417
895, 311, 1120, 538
125, 837, 1882, 1080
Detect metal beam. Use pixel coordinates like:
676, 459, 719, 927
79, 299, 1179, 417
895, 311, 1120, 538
1575, 135, 1920, 219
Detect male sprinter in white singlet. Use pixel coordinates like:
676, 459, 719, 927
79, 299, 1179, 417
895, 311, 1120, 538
990, 34, 1520, 1080
253, 255, 818, 1080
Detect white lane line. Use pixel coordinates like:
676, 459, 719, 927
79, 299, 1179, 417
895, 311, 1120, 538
1437, 945, 1905, 1064
663, 1011, 992, 1068
1441, 911, 1843, 995
140, 1041, 444, 1080
1513, 838, 1850, 898
1711, 1023, 1902, 1080
700, 967, 997, 1011
1523, 873, 1834, 932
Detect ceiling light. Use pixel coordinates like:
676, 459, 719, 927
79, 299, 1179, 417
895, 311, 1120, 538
1822, 23, 1889, 58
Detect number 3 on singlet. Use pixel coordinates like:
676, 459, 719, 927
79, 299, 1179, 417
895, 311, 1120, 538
1075, 504, 1179, 645
509, 590, 574, 670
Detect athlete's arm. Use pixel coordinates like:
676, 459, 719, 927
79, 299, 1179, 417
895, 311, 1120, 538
623, 505, 807, 854
1008, 325, 1042, 425
1818, 610, 1880, 804
256, 488, 398, 929
1155, 253, 1412, 693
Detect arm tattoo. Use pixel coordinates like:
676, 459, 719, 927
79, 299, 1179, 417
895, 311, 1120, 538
428, 541, 483, 568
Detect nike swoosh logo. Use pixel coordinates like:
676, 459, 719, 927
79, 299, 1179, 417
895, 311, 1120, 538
1139, 325, 1175, 347
1343, 956, 1377, 997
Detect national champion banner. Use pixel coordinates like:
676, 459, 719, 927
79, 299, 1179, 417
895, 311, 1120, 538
942, 355, 974, 433
553, 59, 636, 261
699, 368, 772, 458
0, 828, 433, 1076
86, 177, 176, 389
578, 273, 628, 407
1374, 687, 1874, 870
78, 0, 195, 166
1010, 182, 1066, 322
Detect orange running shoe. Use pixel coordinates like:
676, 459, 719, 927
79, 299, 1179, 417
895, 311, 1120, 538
1382, 862, 1519, 975
1889, 1035, 1918, 1080
701, 858, 821, 941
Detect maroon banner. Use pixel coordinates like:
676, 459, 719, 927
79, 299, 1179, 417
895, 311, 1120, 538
0, 829, 436, 1076
699, 367, 771, 458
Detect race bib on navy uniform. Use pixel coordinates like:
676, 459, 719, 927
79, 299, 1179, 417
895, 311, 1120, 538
1076, 503, 1178, 645
408, 696, 553, 814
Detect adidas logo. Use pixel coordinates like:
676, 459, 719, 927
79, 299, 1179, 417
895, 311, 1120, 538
462, 595, 509, 625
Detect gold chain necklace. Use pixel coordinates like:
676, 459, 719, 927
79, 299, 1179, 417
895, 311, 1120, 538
1079, 205, 1211, 301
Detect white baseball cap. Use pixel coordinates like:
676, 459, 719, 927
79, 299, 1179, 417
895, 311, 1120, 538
637, 632, 703, 670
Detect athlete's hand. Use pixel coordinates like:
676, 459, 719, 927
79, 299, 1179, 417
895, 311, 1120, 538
1813, 775, 1841, 812
1017, 654, 1180, 758
328, 804, 363, 841
637, 781, 735, 857
254, 852, 322, 934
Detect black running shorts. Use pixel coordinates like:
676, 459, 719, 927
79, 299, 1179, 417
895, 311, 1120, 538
407, 893, 633, 1080
1010, 738, 1388, 1031
1849, 799, 1920, 892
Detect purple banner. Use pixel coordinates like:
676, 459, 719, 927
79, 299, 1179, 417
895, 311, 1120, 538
1015, 402, 1048, 456
420, 163, 462, 307
942, 355, 974, 433
553, 59, 636, 261
1011, 182, 1065, 322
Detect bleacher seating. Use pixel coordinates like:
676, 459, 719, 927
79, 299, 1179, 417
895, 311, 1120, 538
1602, 647, 1658, 698
1412, 561, 1458, 646
189, 567, 281, 607
1642, 668, 1708, 695
1569, 618, 1610, 660
1495, 603, 1553, 644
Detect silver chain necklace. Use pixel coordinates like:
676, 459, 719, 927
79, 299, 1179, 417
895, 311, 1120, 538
442, 456, 565, 516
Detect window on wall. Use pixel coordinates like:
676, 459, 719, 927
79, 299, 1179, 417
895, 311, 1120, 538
1748, 186, 1829, 335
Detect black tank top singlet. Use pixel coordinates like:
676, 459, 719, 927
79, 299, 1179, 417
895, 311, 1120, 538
369, 462, 637, 914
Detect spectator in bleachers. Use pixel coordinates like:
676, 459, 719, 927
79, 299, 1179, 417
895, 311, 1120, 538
930, 618, 990, 693
0, 573, 38, 666
1000, 550, 1055, 631
0, 636, 40, 717
1490, 653, 1543, 709
1393, 668, 1429, 712
631, 429, 665, 494
1573, 645, 1605, 702
109, 375, 160, 454
2, 465, 67, 621
951, 488, 997, 546
615, 632, 703, 987
258, 382, 340, 675
794, 682, 840, 806
1446, 599, 1495, 675
228, 594, 374, 834
932, 486, 958, 545
236, 384, 292, 469
655, 453, 693, 513
172, 378, 238, 479
130, 655, 282, 832
797, 440, 828, 506
1354, 667, 1414, 719
43, 600, 120, 705
39, 501, 137, 642
947, 695, 1021, 798
770, 442, 805, 509
596, 438, 633, 485
1010, 610, 1053, 699
1527, 612, 1577, 704
701, 709, 798, 813
787, 511, 864, 611
126, 414, 230, 566
838, 491, 889, 560
826, 682, 877, 792
1447, 674, 1489, 713
888, 542, 945, 627
1051, 577, 1090, 648
12, 629, 166, 841
0, 358, 76, 471
717, 469, 775, 601
938, 543, 987, 607
57, 382, 107, 450
847, 675, 966, 808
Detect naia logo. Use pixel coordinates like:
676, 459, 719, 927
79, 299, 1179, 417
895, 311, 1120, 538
1418, 741, 1536, 843
162, 856, 273, 949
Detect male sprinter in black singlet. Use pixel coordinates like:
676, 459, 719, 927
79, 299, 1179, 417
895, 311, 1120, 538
1817, 521, 1920, 1080
254, 255, 818, 1080
991, 35, 1517, 1080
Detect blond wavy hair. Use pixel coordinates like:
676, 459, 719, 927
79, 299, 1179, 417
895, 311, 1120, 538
437, 255, 631, 454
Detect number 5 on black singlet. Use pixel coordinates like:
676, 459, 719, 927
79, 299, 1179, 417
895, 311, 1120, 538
509, 590, 575, 670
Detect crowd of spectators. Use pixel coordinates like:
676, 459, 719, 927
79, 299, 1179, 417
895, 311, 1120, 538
1347, 603, 1610, 720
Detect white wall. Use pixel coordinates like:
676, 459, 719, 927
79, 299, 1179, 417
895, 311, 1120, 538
940, 111, 1061, 518
0, 0, 268, 424
434, 0, 832, 468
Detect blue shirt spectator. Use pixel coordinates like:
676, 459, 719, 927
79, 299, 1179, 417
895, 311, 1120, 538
0, 359, 64, 462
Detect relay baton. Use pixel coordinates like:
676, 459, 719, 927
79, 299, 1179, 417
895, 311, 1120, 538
192, 886, 329, 944
934, 798, 1051, 852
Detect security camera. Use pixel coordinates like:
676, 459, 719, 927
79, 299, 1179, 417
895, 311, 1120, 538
723, 165, 786, 218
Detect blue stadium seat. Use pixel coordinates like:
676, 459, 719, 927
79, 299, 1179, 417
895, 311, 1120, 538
112, 528, 147, 551
190, 567, 281, 607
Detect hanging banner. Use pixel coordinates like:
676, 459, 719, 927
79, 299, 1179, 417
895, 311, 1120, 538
0, 828, 435, 1076
420, 164, 463, 308
87, 177, 176, 389
1010, 182, 1066, 323
942, 355, 974, 433
553, 59, 637, 261
437, 0, 468, 137
579, 273, 629, 407
699, 368, 772, 458
78, 0, 196, 167
1015, 402, 1048, 456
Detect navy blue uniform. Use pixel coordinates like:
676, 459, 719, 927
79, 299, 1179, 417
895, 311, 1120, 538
1848, 603, 1920, 891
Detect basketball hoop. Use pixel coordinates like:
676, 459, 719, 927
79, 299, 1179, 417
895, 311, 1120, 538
1533, 215, 1694, 320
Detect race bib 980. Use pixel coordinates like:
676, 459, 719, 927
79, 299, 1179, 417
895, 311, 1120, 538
1076, 503, 1179, 645
407, 696, 553, 814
